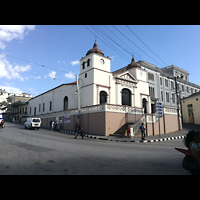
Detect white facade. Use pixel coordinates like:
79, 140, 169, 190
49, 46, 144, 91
29, 83, 77, 117
137, 60, 200, 110
78, 43, 150, 112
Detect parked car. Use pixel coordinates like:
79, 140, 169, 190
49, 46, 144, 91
24, 118, 41, 130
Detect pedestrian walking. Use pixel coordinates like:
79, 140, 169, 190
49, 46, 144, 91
60, 120, 63, 130
127, 125, 130, 139
51, 121, 54, 131
1, 120, 5, 128
124, 129, 127, 139
53, 122, 57, 131
75, 122, 84, 139
124, 125, 130, 139
12, 118, 14, 123
75, 121, 78, 132
140, 123, 146, 140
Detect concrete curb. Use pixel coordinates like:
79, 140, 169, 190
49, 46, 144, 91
60, 130, 186, 143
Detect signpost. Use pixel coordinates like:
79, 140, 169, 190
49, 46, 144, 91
156, 102, 162, 137
157, 102, 163, 118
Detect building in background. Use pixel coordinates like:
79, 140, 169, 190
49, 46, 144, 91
181, 92, 200, 125
0, 89, 9, 114
6, 93, 32, 122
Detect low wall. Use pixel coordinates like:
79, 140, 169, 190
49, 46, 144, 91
33, 104, 181, 137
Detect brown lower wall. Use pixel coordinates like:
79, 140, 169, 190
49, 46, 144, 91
105, 112, 143, 136
146, 114, 181, 136
164, 114, 179, 134
40, 111, 182, 137
81, 112, 106, 136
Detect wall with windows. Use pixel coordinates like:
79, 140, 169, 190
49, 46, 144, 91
28, 84, 77, 117
140, 60, 200, 111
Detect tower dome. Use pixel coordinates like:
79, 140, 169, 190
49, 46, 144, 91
126, 56, 141, 70
86, 41, 104, 56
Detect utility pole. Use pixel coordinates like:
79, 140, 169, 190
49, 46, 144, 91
174, 76, 181, 130
76, 75, 81, 125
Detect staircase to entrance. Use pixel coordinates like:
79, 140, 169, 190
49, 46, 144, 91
110, 115, 146, 138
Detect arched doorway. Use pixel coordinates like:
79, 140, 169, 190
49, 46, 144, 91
63, 96, 68, 110
142, 98, 147, 114
122, 89, 131, 106
100, 91, 107, 104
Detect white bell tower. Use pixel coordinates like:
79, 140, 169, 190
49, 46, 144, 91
79, 41, 111, 107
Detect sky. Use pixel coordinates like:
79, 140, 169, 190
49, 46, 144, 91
0, 25, 200, 97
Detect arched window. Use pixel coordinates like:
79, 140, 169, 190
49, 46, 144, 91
63, 96, 68, 110
142, 98, 147, 114
100, 91, 107, 104
122, 89, 131, 106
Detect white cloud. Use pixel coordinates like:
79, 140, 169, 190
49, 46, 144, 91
70, 60, 80, 66
0, 54, 31, 81
65, 71, 75, 79
110, 56, 115, 61
0, 25, 35, 49
35, 76, 41, 79
58, 60, 66, 65
0, 85, 23, 94
48, 71, 56, 79
0, 41, 5, 49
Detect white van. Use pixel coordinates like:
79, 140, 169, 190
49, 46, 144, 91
24, 118, 41, 130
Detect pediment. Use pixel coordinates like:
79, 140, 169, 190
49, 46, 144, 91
114, 71, 138, 84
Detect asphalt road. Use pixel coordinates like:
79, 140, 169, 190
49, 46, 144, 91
0, 123, 187, 175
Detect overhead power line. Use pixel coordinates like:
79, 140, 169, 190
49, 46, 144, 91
84, 25, 130, 62
6, 54, 68, 74
4, 54, 73, 83
112, 25, 165, 68
126, 25, 168, 66
85, 25, 168, 68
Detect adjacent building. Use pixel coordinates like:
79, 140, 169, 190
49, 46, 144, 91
0, 89, 9, 114
6, 93, 32, 122
181, 92, 200, 125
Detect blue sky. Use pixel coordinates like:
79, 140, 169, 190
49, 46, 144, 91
0, 25, 200, 97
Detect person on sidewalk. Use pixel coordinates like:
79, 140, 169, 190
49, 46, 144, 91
75, 122, 84, 139
75, 121, 79, 133
1, 120, 5, 128
140, 123, 146, 140
51, 121, 54, 131
127, 125, 130, 139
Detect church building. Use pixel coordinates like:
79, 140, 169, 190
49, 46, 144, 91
27, 41, 189, 137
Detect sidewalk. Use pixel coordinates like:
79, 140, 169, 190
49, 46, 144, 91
61, 123, 200, 143
98, 128, 187, 143
107, 123, 200, 142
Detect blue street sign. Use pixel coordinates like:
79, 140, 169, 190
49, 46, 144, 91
158, 109, 162, 112
158, 112, 162, 115
77, 115, 80, 119
158, 102, 162, 106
